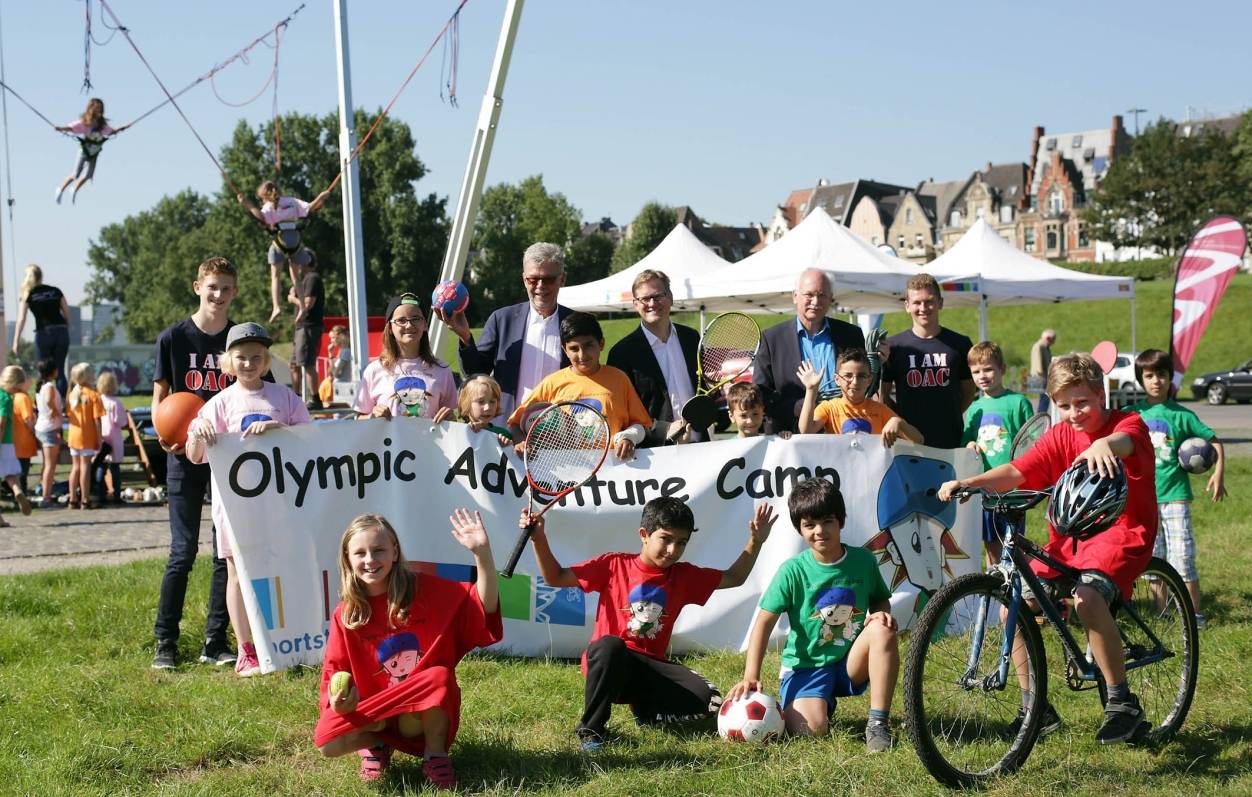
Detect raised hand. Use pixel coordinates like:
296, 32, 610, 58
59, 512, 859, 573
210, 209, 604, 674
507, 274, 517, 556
449, 508, 491, 556
748, 502, 777, 547
796, 360, 824, 391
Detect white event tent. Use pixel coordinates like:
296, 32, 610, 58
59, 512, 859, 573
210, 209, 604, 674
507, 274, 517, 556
682, 207, 953, 314
560, 223, 732, 313
923, 219, 1137, 347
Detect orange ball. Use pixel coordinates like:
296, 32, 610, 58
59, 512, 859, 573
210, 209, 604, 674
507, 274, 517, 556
154, 392, 206, 446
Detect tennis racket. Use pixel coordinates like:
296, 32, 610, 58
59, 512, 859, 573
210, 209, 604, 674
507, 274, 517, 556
1010, 412, 1051, 459
670, 312, 762, 439
501, 400, 611, 578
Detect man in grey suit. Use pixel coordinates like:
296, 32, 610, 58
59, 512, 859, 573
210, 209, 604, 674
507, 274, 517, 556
753, 268, 866, 433
437, 242, 573, 417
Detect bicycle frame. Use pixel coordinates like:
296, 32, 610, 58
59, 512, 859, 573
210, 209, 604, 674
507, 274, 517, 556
965, 506, 1174, 693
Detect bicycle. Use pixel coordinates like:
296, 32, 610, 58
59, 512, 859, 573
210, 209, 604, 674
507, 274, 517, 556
902, 487, 1199, 788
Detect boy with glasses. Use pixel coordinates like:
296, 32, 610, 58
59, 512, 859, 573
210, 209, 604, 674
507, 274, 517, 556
797, 348, 922, 448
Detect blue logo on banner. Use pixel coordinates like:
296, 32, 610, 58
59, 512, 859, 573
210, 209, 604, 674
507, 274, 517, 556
535, 578, 585, 626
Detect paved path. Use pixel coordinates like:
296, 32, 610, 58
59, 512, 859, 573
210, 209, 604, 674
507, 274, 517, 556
1189, 401, 1252, 457
0, 503, 211, 575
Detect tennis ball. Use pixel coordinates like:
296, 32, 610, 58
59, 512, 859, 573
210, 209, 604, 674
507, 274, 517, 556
329, 670, 352, 700
397, 712, 423, 737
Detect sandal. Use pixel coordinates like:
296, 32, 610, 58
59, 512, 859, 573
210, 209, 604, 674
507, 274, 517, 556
357, 746, 391, 782
422, 755, 458, 790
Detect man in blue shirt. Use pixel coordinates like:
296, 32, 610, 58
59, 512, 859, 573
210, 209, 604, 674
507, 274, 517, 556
753, 269, 866, 433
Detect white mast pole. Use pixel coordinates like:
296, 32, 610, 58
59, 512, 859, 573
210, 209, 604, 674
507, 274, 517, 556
429, 0, 525, 357
332, 0, 369, 381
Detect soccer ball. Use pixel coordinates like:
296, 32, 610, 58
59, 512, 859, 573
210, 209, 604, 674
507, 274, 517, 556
430, 280, 470, 315
717, 691, 784, 743
1177, 436, 1216, 474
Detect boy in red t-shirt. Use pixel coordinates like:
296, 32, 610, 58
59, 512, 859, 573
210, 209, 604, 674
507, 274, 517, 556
938, 353, 1157, 745
527, 496, 777, 751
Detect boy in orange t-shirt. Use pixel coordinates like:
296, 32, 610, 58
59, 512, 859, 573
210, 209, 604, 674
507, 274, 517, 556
507, 312, 652, 461
12, 374, 38, 496
798, 348, 923, 448
65, 362, 105, 509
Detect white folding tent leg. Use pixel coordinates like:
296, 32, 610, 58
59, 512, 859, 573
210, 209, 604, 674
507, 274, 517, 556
1130, 293, 1137, 353
978, 296, 988, 342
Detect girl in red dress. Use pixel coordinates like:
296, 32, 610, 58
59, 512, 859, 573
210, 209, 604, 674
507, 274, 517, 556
315, 512, 501, 787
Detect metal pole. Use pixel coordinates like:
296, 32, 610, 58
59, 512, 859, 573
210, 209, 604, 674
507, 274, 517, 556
978, 295, 988, 342
333, 0, 369, 381
1130, 292, 1137, 353
430, 0, 525, 357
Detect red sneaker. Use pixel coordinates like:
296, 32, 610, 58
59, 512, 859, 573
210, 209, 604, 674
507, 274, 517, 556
358, 746, 391, 781
422, 755, 457, 790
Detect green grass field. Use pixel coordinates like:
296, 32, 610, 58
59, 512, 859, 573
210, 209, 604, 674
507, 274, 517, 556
439, 273, 1251, 394
2, 457, 1249, 795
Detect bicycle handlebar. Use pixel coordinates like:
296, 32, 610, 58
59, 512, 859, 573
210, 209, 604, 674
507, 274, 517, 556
954, 487, 1052, 513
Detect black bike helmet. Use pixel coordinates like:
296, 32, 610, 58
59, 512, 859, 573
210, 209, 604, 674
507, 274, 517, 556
1047, 460, 1127, 543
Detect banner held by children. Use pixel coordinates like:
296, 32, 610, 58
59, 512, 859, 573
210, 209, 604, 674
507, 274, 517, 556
208, 421, 983, 672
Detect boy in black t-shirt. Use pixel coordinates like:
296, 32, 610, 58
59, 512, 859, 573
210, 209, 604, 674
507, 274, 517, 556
290, 253, 325, 407
151, 256, 244, 670
881, 273, 975, 449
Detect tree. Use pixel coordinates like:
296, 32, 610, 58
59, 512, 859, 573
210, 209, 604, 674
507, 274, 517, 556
1231, 110, 1252, 223
1084, 117, 1247, 255
86, 110, 448, 342
468, 175, 582, 313
611, 202, 674, 273
565, 233, 615, 286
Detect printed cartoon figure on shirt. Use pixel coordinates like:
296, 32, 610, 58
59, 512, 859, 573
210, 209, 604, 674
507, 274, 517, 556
240, 412, 273, 434
975, 412, 1008, 458
376, 632, 421, 686
392, 376, 430, 418
623, 583, 667, 639
1145, 418, 1173, 465
811, 586, 863, 647
841, 418, 872, 434
865, 455, 969, 628
572, 397, 605, 441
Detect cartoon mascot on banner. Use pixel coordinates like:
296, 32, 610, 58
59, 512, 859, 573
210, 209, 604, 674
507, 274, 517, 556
865, 455, 970, 629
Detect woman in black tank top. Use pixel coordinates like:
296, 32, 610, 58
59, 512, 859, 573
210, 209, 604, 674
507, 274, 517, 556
12, 264, 70, 397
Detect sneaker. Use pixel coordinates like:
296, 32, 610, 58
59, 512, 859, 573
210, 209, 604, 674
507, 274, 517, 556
580, 737, 606, 754
235, 643, 261, 677
358, 746, 392, 782
55, 187, 64, 204
1194, 613, 1207, 629
865, 719, 894, 753
422, 755, 458, 790
152, 640, 177, 670
1096, 694, 1147, 745
15, 493, 31, 516
1008, 701, 1063, 738
198, 640, 237, 667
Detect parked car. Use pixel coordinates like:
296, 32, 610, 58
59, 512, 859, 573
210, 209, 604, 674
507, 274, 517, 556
1190, 358, 1252, 405
1106, 352, 1145, 409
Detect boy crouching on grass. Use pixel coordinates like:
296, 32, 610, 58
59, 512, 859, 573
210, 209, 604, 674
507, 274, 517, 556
526, 496, 777, 752
727, 477, 899, 753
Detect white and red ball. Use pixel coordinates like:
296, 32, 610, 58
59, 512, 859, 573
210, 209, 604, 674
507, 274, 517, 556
1178, 436, 1217, 474
431, 280, 470, 315
717, 691, 784, 744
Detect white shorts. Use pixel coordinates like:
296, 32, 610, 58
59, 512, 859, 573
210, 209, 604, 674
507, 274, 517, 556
70, 448, 98, 458
0, 443, 19, 477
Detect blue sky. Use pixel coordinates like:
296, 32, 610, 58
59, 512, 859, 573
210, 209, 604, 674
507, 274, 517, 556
1, 0, 1249, 330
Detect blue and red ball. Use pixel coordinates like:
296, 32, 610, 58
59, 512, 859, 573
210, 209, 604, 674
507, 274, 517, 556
431, 280, 470, 315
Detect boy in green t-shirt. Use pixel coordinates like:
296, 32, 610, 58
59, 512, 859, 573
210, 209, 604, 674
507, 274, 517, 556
1128, 349, 1227, 627
726, 477, 899, 753
960, 341, 1034, 566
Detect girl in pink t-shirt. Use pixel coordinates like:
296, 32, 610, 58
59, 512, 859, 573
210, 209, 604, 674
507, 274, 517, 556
353, 293, 456, 422
54, 98, 129, 204
238, 180, 333, 324
186, 322, 311, 676
94, 371, 127, 504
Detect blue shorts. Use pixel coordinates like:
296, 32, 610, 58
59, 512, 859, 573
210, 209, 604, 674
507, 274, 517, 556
779, 657, 867, 713
982, 508, 1010, 544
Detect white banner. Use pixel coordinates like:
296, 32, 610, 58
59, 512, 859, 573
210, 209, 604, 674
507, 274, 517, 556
208, 420, 983, 672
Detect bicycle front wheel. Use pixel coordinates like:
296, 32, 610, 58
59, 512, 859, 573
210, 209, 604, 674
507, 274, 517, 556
1097, 557, 1199, 743
904, 572, 1048, 788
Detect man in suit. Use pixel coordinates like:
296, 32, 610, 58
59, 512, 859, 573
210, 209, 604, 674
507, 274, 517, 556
753, 268, 866, 433
607, 269, 700, 445
438, 242, 573, 416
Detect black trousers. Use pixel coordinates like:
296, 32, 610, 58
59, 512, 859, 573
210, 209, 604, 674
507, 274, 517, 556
578, 635, 721, 740
152, 461, 229, 647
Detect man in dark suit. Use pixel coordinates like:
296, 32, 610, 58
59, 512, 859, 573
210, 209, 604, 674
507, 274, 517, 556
753, 268, 866, 433
607, 269, 700, 445
437, 242, 573, 416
